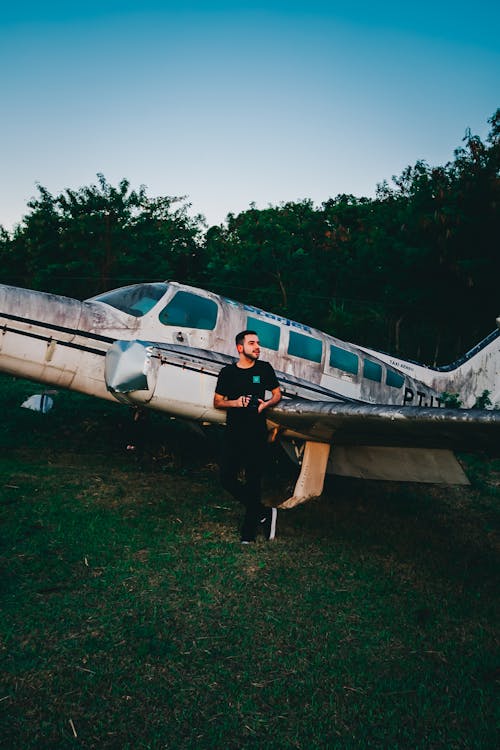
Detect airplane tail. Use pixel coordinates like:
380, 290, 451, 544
0, 284, 84, 383
427, 320, 500, 408
0, 283, 127, 395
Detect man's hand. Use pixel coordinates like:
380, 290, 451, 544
214, 393, 251, 409
257, 399, 266, 413
257, 387, 282, 413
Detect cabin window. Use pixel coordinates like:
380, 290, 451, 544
158, 291, 218, 330
386, 369, 405, 388
363, 359, 382, 382
247, 316, 280, 351
330, 345, 358, 375
90, 282, 169, 317
288, 331, 322, 363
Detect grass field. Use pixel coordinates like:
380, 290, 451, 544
1, 374, 499, 749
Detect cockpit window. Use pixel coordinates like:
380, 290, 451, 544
158, 291, 218, 330
89, 283, 169, 317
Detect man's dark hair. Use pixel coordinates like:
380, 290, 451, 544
235, 330, 258, 347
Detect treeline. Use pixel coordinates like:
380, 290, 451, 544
1, 110, 499, 365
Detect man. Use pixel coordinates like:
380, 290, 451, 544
214, 330, 282, 543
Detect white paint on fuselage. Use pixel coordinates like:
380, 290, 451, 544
1, 281, 498, 422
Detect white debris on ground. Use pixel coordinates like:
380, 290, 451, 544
21, 394, 54, 413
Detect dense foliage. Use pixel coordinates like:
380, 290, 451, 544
1, 110, 499, 364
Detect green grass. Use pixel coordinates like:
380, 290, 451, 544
0, 374, 499, 749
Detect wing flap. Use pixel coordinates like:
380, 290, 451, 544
330, 446, 470, 484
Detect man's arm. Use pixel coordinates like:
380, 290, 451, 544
257, 386, 282, 414
214, 393, 251, 410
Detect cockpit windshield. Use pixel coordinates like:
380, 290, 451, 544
158, 291, 218, 330
88, 283, 169, 317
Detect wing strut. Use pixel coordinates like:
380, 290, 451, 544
278, 441, 330, 509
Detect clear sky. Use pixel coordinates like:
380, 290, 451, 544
1, 1, 499, 230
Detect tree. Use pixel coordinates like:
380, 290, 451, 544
1, 175, 205, 299
1, 111, 498, 364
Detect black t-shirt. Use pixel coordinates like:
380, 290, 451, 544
215, 360, 279, 433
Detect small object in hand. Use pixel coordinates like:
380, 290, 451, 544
246, 394, 260, 409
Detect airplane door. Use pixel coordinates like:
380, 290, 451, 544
156, 290, 219, 350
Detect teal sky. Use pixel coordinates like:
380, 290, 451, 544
1, 1, 499, 229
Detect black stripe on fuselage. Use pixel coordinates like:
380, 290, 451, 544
151, 343, 355, 402
0, 311, 116, 345
149, 346, 354, 405
0, 323, 108, 357
1, 320, 354, 404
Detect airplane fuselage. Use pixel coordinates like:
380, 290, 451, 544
2, 280, 499, 498
1, 281, 498, 426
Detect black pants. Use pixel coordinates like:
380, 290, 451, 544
219, 428, 267, 541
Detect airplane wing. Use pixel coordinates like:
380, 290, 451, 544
268, 399, 500, 505
270, 398, 500, 453
103, 338, 500, 454
101, 338, 500, 498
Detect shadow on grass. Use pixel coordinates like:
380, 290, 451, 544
285, 472, 499, 592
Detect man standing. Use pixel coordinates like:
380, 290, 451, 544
214, 330, 282, 543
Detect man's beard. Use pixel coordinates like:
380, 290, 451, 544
243, 345, 259, 361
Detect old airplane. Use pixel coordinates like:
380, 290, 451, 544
0, 280, 499, 507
